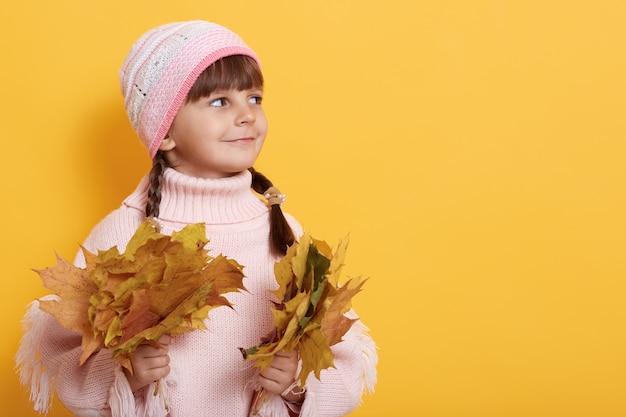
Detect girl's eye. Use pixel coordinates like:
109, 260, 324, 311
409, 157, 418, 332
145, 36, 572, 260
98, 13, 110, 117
249, 95, 263, 105
209, 98, 226, 107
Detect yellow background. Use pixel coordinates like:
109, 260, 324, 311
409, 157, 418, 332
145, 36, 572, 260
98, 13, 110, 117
2, 1, 625, 416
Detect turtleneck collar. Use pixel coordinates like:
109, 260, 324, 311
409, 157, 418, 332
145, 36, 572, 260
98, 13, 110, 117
124, 168, 269, 225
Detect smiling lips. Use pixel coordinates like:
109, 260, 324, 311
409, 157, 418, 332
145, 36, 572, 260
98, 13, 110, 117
227, 137, 255, 144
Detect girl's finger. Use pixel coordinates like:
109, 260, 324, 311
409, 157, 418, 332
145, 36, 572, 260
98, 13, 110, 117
159, 334, 174, 345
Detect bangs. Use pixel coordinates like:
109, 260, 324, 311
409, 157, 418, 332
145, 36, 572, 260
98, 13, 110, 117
186, 55, 263, 102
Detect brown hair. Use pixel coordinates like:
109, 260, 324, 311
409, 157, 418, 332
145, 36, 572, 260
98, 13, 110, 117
186, 54, 264, 103
145, 55, 295, 255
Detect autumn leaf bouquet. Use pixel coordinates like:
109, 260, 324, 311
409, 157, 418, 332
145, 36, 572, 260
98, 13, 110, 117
240, 233, 366, 412
36, 219, 245, 374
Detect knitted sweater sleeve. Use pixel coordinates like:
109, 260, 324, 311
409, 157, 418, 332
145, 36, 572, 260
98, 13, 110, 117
252, 314, 377, 417
38, 311, 117, 415
17, 298, 166, 417
301, 314, 378, 416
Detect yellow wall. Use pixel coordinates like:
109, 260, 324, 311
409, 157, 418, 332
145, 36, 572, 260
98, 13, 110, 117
2, 1, 625, 416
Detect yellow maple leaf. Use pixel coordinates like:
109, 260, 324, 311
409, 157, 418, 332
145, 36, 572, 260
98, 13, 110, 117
298, 330, 334, 381
36, 220, 245, 373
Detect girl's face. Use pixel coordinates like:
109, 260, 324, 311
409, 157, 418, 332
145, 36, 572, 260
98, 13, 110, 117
161, 87, 267, 178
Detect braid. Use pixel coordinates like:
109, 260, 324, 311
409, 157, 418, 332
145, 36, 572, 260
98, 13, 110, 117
145, 150, 168, 218
249, 167, 296, 255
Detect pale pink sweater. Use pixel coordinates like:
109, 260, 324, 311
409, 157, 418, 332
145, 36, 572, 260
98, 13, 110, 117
17, 168, 377, 417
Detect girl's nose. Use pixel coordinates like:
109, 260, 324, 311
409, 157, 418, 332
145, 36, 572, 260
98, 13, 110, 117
236, 105, 256, 125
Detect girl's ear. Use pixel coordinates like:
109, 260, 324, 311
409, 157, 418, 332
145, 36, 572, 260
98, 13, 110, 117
159, 135, 176, 151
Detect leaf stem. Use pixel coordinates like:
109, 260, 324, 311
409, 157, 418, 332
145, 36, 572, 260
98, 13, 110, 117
153, 379, 169, 411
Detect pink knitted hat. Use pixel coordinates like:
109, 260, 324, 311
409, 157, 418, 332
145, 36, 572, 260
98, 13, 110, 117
119, 20, 260, 158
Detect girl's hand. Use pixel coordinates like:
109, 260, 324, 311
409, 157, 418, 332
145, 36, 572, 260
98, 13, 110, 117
123, 334, 173, 392
258, 350, 302, 402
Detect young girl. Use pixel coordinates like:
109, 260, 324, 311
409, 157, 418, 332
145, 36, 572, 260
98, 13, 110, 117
16, 20, 377, 417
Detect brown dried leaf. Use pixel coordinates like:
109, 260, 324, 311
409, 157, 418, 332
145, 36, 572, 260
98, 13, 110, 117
321, 277, 366, 345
